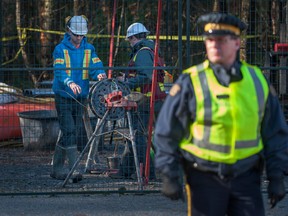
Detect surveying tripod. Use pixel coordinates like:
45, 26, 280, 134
62, 79, 144, 190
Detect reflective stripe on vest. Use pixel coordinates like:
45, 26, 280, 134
63, 49, 91, 80
63, 50, 71, 76
54, 58, 64, 65
92, 57, 101, 63
159, 82, 165, 91
141, 83, 165, 97
82, 49, 91, 80
132, 47, 165, 97
135, 83, 165, 97
179, 60, 269, 164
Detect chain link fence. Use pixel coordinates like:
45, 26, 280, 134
0, 0, 287, 195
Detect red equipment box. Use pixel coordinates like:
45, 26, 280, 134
274, 43, 288, 52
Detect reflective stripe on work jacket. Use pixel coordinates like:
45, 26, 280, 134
62, 49, 91, 80
179, 60, 269, 164
129, 47, 165, 96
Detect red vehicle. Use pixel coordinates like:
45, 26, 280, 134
0, 101, 55, 141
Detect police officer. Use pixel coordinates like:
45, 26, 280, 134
154, 12, 288, 215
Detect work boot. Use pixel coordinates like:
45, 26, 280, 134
50, 145, 68, 180
66, 147, 83, 183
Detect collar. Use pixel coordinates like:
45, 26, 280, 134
210, 61, 242, 86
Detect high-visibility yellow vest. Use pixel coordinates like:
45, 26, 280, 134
128, 47, 167, 99
179, 60, 269, 164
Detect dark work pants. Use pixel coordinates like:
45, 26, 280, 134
185, 167, 265, 216
120, 110, 155, 178
55, 95, 86, 149
119, 100, 162, 178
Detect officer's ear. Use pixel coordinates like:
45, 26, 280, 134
234, 36, 241, 50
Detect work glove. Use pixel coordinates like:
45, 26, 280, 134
161, 174, 185, 202
268, 179, 286, 209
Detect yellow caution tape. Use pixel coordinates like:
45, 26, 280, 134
0, 27, 272, 43
0, 27, 279, 66
0, 35, 19, 42
1, 37, 29, 66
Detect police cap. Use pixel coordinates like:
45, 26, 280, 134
197, 12, 247, 36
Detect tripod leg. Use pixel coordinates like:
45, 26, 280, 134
136, 111, 148, 137
126, 110, 143, 190
62, 110, 110, 187
85, 118, 104, 173
108, 120, 117, 146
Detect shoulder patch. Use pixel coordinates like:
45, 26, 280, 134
169, 84, 181, 96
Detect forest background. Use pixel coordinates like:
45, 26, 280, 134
0, 0, 287, 94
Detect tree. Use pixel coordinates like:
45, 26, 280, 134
1, 0, 286, 88
38, 0, 53, 81
16, 0, 37, 85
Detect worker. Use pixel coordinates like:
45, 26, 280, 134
154, 12, 288, 215
51, 15, 106, 182
110, 23, 166, 179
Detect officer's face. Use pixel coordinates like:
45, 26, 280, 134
204, 35, 240, 69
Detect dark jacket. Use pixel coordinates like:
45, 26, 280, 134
125, 39, 155, 91
154, 61, 288, 182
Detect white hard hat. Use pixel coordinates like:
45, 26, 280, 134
67, 16, 88, 35
126, 23, 150, 39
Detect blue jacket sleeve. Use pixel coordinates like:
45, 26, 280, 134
154, 74, 195, 178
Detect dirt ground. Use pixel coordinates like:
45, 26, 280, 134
0, 143, 161, 194
0, 145, 288, 215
